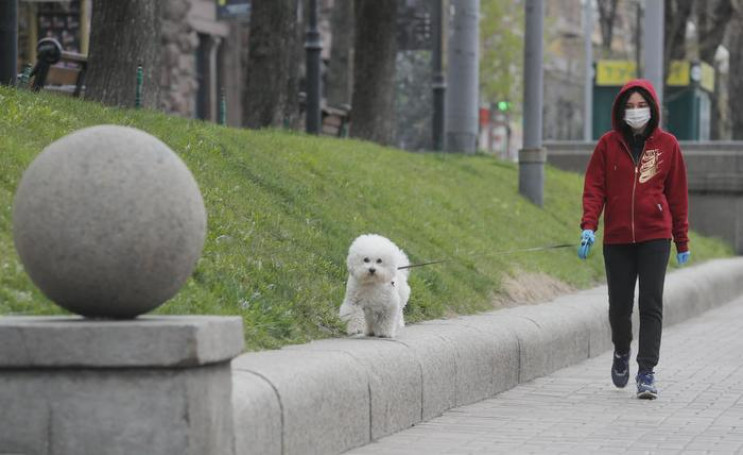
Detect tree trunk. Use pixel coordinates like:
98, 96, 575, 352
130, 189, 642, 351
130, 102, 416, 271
697, 0, 733, 139
86, 0, 162, 108
326, 0, 354, 108
350, 0, 398, 145
663, 0, 693, 80
243, 0, 300, 129
698, 0, 733, 65
596, 0, 618, 57
729, 2, 743, 140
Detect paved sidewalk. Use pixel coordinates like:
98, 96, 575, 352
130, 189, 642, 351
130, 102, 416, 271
346, 295, 743, 455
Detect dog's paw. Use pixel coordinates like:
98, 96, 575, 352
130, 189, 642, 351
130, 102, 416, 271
347, 326, 364, 336
374, 326, 397, 338
346, 319, 366, 336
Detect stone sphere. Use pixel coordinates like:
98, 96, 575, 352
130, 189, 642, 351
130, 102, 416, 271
12, 125, 207, 318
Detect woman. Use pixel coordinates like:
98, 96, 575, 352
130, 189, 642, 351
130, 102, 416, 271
578, 79, 690, 400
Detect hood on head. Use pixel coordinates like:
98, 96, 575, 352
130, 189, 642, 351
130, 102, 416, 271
611, 78, 661, 134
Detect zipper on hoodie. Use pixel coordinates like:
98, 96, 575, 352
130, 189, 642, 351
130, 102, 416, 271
631, 167, 638, 242
620, 137, 644, 244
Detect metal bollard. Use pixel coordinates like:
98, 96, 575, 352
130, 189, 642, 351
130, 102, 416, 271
219, 87, 226, 126
135, 65, 143, 109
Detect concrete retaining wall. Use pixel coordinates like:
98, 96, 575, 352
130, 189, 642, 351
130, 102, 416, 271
232, 258, 743, 455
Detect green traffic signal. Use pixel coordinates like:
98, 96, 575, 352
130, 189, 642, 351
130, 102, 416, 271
497, 101, 510, 112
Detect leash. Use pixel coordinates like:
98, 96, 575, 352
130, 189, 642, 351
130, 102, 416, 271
398, 243, 574, 270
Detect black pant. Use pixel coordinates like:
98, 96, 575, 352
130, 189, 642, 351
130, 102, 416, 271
603, 239, 671, 373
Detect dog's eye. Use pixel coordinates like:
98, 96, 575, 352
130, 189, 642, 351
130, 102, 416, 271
363, 257, 370, 263
376, 258, 382, 264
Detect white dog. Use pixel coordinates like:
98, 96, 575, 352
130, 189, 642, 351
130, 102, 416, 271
338, 234, 411, 338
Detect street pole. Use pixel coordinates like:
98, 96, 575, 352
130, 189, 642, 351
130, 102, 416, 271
519, 0, 545, 207
432, 0, 446, 151
305, 0, 322, 134
643, 0, 664, 107
0, 0, 18, 86
445, 0, 479, 154
583, 0, 593, 142
635, 1, 643, 78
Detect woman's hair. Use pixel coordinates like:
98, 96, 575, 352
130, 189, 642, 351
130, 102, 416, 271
613, 87, 659, 137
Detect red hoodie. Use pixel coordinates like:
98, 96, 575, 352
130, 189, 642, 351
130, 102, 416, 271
581, 79, 689, 252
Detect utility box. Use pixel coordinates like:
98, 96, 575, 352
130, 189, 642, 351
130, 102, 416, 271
591, 60, 714, 141
665, 60, 715, 141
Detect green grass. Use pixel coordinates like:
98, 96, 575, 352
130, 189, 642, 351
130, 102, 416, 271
0, 87, 733, 350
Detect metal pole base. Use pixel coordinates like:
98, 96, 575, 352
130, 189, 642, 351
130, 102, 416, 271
518, 147, 547, 207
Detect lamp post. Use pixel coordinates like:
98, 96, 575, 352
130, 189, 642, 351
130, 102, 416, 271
0, 0, 18, 86
519, 0, 545, 207
305, 0, 322, 134
432, 0, 446, 151
583, 0, 593, 142
445, 0, 479, 153
643, 0, 664, 107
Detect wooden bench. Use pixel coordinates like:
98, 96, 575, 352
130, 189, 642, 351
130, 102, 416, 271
27, 38, 88, 97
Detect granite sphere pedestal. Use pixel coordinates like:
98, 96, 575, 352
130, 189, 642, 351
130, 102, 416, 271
0, 316, 244, 455
12, 125, 207, 318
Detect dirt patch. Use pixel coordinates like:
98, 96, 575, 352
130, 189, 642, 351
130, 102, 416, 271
492, 270, 576, 308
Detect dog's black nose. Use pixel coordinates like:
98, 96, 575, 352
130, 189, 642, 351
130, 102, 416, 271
369, 268, 376, 274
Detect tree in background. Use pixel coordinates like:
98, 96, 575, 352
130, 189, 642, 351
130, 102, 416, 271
350, 0, 398, 146
326, 0, 354, 109
596, 0, 618, 58
242, 0, 300, 129
395, 50, 432, 150
663, 0, 694, 84
86, 0, 162, 108
729, 1, 743, 139
697, 0, 732, 65
697, 0, 733, 139
480, 0, 524, 113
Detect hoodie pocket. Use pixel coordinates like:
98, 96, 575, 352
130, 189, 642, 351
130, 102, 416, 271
653, 199, 672, 227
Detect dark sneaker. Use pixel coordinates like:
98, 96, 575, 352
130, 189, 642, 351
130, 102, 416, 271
611, 350, 630, 388
636, 370, 658, 399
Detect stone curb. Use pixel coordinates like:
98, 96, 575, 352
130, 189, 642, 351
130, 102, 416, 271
231, 258, 743, 455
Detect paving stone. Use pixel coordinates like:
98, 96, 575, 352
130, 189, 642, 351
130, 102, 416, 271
345, 295, 743, 454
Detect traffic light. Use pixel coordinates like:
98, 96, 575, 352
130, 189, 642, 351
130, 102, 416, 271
497, 101, 510, 112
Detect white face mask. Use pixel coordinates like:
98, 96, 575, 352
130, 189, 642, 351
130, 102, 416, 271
624, 107, 651, 130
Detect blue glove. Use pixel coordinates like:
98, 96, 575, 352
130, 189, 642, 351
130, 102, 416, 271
578, 229, 595, 260
677, 251, 690, 266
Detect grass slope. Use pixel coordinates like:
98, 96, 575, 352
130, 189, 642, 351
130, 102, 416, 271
0, 87, 733, 350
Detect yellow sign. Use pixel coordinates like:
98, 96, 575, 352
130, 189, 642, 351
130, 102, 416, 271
596, 59, 716, 91
666, 61, 690, 86
701, 61, 715, 92
596, 61, 636, 86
